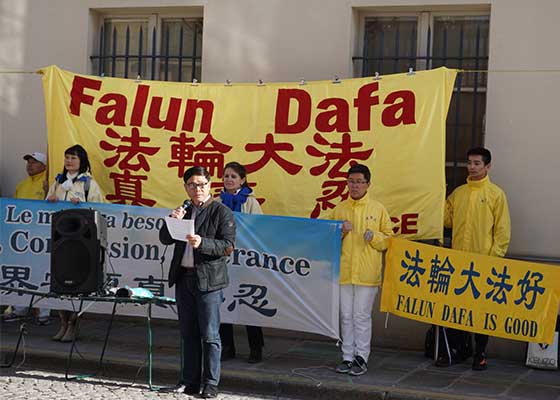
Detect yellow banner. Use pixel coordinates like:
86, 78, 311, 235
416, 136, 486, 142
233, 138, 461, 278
381, 238, 560, 343
40, 66, 456, 239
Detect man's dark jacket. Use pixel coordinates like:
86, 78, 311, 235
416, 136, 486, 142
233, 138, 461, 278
159, 198, 236, 292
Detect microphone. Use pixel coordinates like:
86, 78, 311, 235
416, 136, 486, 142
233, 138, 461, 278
169, 200, 191, 217
180, 199, 191, 210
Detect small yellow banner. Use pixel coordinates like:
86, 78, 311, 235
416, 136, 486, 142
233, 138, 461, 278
381, 238, 560, 344
40, 66, 456, 239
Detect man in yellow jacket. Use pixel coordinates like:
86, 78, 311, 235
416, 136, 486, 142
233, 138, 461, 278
3, 152, 51, 324
332, 164, 394, 376
444, 147, 511, 370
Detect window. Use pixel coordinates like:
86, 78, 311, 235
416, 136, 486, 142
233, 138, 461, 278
354, 11, 490, 191
90, 14, 203, 82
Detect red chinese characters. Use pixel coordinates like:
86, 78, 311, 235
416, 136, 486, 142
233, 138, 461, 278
167, 133, 232, 179
306, 133, 374, 218
106, 170, 155, 206
100, 127, 160, 206
245, 133, 303, 175
100, 127, 160, 171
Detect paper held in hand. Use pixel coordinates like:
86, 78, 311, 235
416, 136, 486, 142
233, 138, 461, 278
164, 217, 195, 241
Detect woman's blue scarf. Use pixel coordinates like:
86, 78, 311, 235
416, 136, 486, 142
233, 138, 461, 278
220, 186, 252, 212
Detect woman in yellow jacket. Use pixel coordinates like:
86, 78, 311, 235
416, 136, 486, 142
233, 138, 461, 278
331, 164, 394, 376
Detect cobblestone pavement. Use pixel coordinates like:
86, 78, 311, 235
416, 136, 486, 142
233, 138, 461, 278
0, 368, 295, 400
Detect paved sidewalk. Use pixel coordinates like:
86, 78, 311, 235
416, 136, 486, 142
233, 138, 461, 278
0, 368, 296, 400
1, 315, 560, 400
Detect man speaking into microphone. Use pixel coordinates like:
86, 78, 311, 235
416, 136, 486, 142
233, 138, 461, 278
159, 166, 236, 398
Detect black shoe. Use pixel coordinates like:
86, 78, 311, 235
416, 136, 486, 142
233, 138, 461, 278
348, 355, 368, 376
335, 360, 353, 374
221, 345, 235, 361
472, 353, 487, 371
201, 384, 218, 398
248, 347, 262, 363
185, 384, 201, 395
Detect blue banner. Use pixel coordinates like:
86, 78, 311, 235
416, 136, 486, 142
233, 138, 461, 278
0, 198, 341, 338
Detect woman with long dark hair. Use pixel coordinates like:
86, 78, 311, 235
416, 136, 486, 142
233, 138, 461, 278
46, 144, 102, 204
218, 161, 264, 363
47, 144, 103, 342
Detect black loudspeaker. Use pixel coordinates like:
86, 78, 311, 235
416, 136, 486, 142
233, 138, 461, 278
50, 209, 107, 295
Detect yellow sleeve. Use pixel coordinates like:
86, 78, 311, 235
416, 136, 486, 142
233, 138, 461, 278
490, 191, 511, 257
14, 181, 23, 198
369, 204, 394, 251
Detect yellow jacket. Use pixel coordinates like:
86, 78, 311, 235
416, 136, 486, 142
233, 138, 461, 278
15, 170, 47, 200
332, 195, 394, 286
444, 176, 511, 257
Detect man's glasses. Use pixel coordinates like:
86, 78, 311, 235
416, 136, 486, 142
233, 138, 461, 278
186, 182, 209, 190
347, 180, 368, 185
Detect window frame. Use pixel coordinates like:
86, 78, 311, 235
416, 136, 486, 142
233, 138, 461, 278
355, 9, 490, 78
354, 8, 490, 187
90, 9, 203, 82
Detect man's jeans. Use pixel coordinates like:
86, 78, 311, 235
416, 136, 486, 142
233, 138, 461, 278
175, 270, 223, 387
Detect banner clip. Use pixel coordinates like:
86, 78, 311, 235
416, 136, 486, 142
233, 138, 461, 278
257, 79, 265, 86
191, 78, 199, 86
373, 72, 382, 80
407, 68, 416, 76
135, 75, 141, 83
332, 75, 341, 84
224, 79, 232, 86
299, 78, 306, 86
